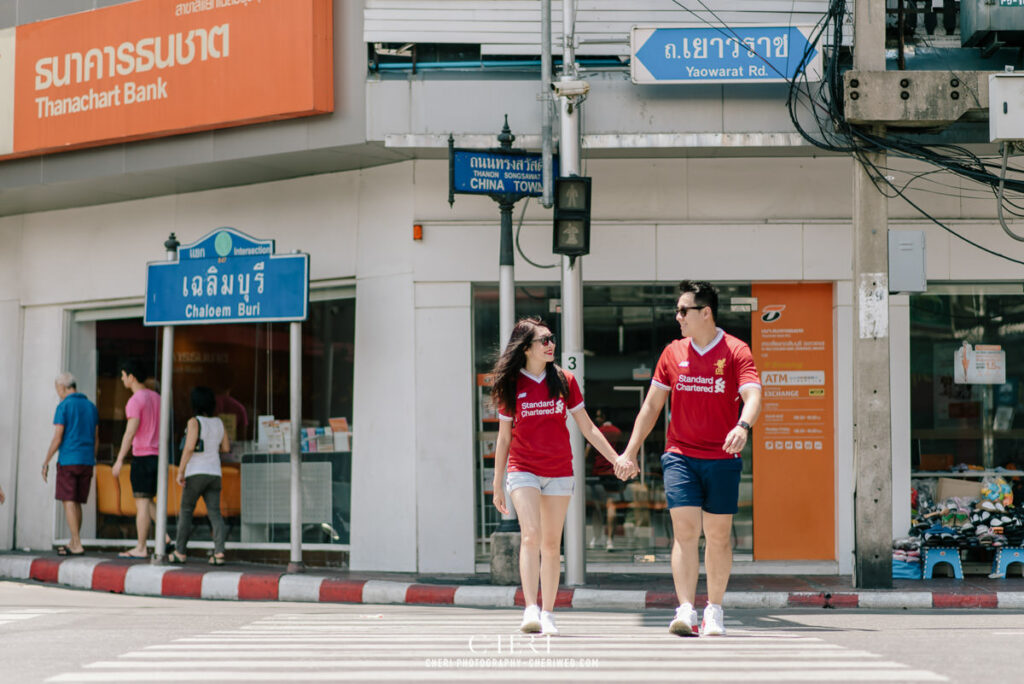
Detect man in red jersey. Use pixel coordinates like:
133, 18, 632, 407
620, 280, 761, 638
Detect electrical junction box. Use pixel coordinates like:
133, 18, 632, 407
989, 73, 1024, 142
888, 230, 926, 293
962, 0, 1024, 49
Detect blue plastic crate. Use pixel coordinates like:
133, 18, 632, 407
892, 558, 922, 580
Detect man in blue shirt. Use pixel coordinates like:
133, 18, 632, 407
42, 372, 99, 556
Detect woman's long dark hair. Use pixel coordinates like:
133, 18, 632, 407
190, 386, 215, 418
489, 317, 569, 415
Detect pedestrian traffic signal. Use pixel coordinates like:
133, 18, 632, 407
552, 176, 591, 257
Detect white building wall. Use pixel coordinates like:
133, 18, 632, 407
835, 281, 854, 575
0, 215, 22, 550
890, 295, 912, 542
413, 282, 475, 573
3, 150, 1021, 567
15, 306, 64, 549
349, 163, 419, 572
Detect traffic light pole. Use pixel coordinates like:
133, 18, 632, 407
559, 0, 586, 587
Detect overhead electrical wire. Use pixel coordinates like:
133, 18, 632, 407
669, 0, 1024, 266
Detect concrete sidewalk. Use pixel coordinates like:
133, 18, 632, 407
3, 551, 1024, 610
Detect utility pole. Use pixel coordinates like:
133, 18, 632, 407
558, 0, 586, 587
852, 0, 893, 588
153, 233, 178, 564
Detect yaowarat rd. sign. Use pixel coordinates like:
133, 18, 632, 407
0, 0, 333, 160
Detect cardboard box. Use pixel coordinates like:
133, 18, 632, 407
919, 453, 953, 471
935, 477, 982, 501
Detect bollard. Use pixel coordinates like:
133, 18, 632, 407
489, 531, 521, 585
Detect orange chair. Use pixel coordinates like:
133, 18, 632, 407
167, 465, 208, 517
221, 465, 241, 517
117, 465, 137, 516
95, 465, 121, 516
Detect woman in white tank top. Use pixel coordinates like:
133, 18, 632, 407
170, 386, 230, 565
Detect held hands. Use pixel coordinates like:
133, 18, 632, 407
723, 425, 749, 454
614, 454, 639, 481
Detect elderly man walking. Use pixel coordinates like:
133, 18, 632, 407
42, 372, 99, 556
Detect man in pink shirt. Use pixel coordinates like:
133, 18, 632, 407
112, 359, 162, 559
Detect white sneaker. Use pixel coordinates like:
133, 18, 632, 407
668, 603, 698, 636
540, 610, 559, 636
700, 603, 726, 637
520, 605, 541, 633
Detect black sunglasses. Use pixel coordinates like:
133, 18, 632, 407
532, 334, 556, 346
676, 304, 707, 317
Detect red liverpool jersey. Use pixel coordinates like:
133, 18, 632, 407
498, 368, 584, 477
651, 329, 760, 460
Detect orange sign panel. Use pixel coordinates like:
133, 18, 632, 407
751, 283, 835, 560
2, 0, 333, 160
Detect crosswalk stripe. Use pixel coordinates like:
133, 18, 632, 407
0, 609, 64, 627
48, 671, 949, 682
86, 660, 927, 670
46, 610, 948, 684
119, 649, 881, 659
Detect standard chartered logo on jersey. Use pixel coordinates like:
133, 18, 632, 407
675, 375, 726, 393
520, 398, 564, 417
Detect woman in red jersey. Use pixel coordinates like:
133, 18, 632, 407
490, 317, 631, 636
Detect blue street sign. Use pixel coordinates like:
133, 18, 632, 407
631, 26, 821, 84
144, 228, 309, 326
451, 150, 557, 197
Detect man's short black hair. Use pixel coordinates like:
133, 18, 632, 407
119, 358, 148, 384
678, 280, 719, 321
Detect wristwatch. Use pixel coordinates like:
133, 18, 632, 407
737, 420, 752, 432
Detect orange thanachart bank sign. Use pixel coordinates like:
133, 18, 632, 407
0, 0, 333, 160
751, 283, 835, 561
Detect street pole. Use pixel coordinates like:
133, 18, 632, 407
559, 0, 586, 587
153, 233, 178, 564
495, 120, 520, 535
540, 0, 554, 208
852, 0, 892, 588
288, 319, 304, 573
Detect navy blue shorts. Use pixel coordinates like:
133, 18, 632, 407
661, 452, 743, 514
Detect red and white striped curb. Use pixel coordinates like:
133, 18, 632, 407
2, 555, 1021, 609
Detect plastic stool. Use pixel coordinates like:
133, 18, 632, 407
922, 547, 963, 579
990, 546, 1024, 578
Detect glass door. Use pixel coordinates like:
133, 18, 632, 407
472, 282, 754, 563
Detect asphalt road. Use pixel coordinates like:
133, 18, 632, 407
0, 580, 1019, 683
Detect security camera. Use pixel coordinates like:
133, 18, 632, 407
551, 79, 590, 97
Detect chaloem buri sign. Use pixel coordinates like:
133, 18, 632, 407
145, 228, 309, 326
0, 0, 333, 160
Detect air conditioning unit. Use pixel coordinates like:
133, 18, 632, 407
961, 1, 1024, 52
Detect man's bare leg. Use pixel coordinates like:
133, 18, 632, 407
668, 506, 702, 605
702, 512, 734, 605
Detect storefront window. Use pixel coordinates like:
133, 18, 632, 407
473, 283, 754, 564
910, 290, 1024, 498
69, 296, 355, 549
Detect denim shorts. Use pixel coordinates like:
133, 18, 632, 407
661, 452, 742, 514
506, 471, 575, 496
